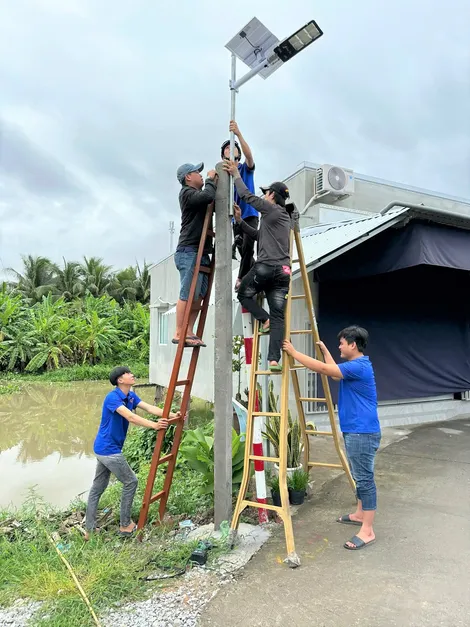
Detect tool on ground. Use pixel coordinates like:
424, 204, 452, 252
137, 203, 215, 535
229, 225, 355, 567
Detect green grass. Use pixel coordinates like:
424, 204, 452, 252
98, 461, 213, 522
0, 518, 201, 626
0, 382, 21, 395
0, 478, 223, 627
0, 362, 149, 385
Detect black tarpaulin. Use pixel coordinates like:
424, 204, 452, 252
315, 221, 470, 402
315, 220, 470, 283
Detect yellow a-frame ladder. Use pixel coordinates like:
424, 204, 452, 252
230, 225, 355, 567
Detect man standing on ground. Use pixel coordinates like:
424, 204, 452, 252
283, 326, 381, 550
85, 366, 181, 539
221, 121, 258, 291
173, 162, 217, 347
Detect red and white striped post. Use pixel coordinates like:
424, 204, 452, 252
242, 306, 269, 524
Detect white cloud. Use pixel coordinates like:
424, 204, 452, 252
1, 0, 469, 276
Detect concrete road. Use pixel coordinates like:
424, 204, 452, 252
200, 417, 470, 627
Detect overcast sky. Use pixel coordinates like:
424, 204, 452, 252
1, 0, 469, 276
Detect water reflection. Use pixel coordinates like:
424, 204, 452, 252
0, 381, 156, 507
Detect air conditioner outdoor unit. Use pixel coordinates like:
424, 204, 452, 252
315, 164, 355, 197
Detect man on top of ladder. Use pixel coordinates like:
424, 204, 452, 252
283, 326, 381, 551
173, 162, 218, 348
221, 121, 258, 292
223, 159, 293, 372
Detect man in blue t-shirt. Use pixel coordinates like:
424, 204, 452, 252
221, 121, 258, 291
283, 326, 380, 551
85, 366, 181, 539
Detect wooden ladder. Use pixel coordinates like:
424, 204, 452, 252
137, 203, 215, 535
230, 225, 355, 566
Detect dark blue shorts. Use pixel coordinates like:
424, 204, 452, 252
174, 248, 211, 301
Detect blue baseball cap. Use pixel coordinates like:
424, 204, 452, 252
177, 162, 204, 184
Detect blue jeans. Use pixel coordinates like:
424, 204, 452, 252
343, 432, 381, 511
174, 248, 211, 301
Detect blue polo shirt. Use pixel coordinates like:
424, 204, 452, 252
93, 388, 142, 456
235, 162, 258, 220
337, 356, 380, 434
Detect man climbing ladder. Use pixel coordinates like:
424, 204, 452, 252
229, 223, 355, 567
223, 159, 293, 372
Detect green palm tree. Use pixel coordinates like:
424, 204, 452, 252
107, 267, 138, 303
7, 255, 58, 304
135, 260, 152, 304
80, 256, 114, 297
53, 258, 84, 301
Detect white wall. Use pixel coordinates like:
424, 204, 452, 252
284, 165, 470, 226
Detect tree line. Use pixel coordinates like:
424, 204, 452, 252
0, 255, 152, 373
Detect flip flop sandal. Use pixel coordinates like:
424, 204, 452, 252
344, 535, 376, 550
118, 524, 137, 538
186, 336, 206, 347
337, 514, 363, 526
259, 325, 270, 334
171, 337, 206, 348
269, 364, 282, 372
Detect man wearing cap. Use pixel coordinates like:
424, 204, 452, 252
85, 366, 181, 539
222, 121, 257, 291
173, 162, 217, 347
223, 159, 293, 371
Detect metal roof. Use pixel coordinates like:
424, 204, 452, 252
293, 207, 408, 276
163, 204, 470, 313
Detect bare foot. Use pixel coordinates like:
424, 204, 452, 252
84, 527, 100, 541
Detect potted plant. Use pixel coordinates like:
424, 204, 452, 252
288, 469, 309, 505
270, 475, 282, 507
262, 383, 303, 477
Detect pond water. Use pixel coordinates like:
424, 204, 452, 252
0, 381, 164, 509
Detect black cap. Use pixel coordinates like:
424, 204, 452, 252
109, 366, 131, 386
221, 139, 241, 159
260, 182, 290, 200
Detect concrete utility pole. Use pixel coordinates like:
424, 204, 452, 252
214, 161, 233, 528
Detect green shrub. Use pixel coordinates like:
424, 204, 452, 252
288, 469, 309, 492
179, 426, 246, 494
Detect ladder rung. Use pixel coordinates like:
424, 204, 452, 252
157, 453, 174, 465
291, 294, 306, 300
191, 306, 204, 311
149, 490, 165, 504
249, 455, 280, 463
175, 379, 190, 386
206, 230, 215, 237
299, 397, 326, 402
199, 266, 211, 274
290, 365, 305, 370
290, 330, 312, 335
254, 370, 282, 376
306, 430, 333, 436
241, 500, 282, 513
292, 259, 300, 263
252, 411, 281, 417
308, 462, 343, 469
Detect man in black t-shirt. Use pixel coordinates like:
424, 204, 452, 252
173, 162, 217, 347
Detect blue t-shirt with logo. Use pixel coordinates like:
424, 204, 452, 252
235, 162, 258, 220
337, 356, 380, 433
94, 388, 142, 455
